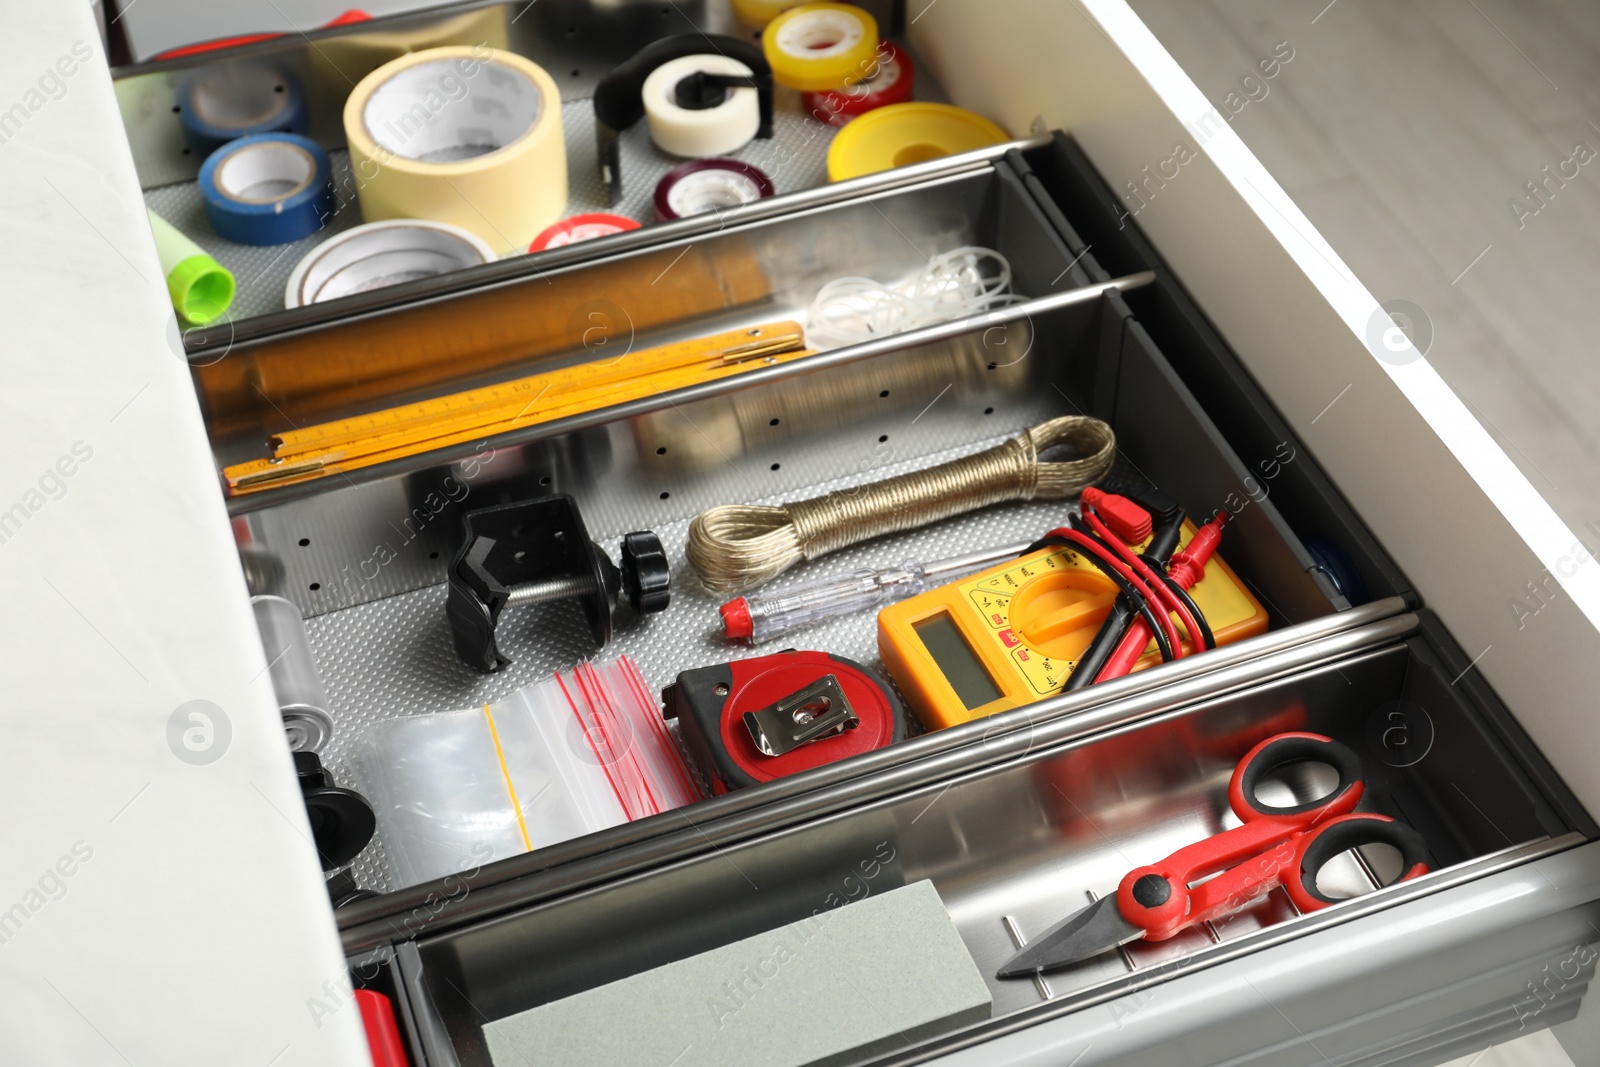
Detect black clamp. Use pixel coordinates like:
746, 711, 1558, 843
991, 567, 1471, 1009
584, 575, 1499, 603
446, 494, 671, 672
296, 752, 376, 872
592, 33, 774, 206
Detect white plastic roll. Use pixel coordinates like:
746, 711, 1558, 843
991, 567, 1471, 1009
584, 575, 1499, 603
284, 219, 496, 308
343, 46, 566, 255
641, 54, 761, 158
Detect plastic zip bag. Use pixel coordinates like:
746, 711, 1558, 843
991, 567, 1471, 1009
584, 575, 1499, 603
359, 657, 699, 889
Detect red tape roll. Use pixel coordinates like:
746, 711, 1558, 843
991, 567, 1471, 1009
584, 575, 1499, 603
801, 41, 915, 127
528, 212, 641, 252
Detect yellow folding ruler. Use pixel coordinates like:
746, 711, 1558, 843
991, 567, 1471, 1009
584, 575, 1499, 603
224, 322, 808, 495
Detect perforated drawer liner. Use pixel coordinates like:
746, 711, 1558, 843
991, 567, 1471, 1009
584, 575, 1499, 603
313, 428, 1097, 895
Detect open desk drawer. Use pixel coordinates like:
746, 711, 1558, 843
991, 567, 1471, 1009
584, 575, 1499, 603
362, 617, 1594, 1067
289, 134, 1586, 1067
221, 147, 1351, 904
16, 1, 1600, 1065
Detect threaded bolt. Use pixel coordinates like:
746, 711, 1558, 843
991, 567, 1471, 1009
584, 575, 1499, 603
505, 573, 597, 607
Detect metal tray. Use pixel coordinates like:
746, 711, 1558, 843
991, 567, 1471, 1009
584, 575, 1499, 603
391, 628, 1583, 1066
208, 148, 1347, 901
291, 295, 1336, 895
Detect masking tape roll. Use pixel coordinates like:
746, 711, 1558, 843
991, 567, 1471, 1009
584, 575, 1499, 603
529, 213, 641, 252
730, 0, 806, 28
284, 219, 497, 308
642, 54, 761, 158
762, 3, 879, 91
801, 41, 915, 127
177, 61, 309, 154
148, 208, 235, 326
655, 159, 775, 220
344, 46, 566, 255
826, 102, 1008, 181
199, 133, 335, 246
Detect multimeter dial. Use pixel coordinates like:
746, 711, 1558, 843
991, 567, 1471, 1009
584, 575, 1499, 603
965, 549, 1119, 694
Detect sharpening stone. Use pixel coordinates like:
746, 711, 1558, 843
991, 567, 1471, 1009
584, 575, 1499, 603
481, 879, 992, 1067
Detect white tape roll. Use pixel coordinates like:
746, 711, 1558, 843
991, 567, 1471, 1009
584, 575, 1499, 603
284, 219, 496, 308
344, 46, 566, 255
641, 54, 761, 158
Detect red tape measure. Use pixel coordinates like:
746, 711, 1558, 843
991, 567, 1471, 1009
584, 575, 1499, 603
663, 650, 905, 792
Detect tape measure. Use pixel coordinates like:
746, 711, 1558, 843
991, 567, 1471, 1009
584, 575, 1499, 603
878, 523, 1268, 731
663, 650, 905, 792
222, 321, 811, 494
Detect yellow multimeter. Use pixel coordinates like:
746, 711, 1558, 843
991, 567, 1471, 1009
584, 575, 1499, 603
877, 524, 1268, 731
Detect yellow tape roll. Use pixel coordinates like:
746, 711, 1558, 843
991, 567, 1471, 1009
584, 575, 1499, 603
762, 4, 880, 91
827, 102, 1009, 181
730, 0, 807, 28
343, 46, 566, 255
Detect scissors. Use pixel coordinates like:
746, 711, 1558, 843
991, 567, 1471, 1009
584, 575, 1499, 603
998, 732, 1431, 978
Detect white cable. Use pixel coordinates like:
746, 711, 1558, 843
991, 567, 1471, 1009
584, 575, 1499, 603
804, 246, 1027, 348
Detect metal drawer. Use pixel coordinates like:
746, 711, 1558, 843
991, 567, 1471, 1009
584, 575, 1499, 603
131, 2, 1600, 1062
8, 1, 1597, 1064
204, 145, 1357, 904
358, 615, 1594, 1066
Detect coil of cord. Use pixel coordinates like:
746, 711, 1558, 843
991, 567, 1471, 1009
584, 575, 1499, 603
687, 415, 1118, 593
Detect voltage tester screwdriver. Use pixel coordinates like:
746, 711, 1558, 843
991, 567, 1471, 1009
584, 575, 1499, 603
720, 542, 1035, 645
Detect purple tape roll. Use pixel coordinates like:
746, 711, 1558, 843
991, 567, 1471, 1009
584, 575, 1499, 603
654, 158, 775, 220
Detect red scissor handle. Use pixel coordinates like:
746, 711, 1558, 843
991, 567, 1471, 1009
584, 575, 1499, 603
1116, 732, 1376, 940
1283, 812, 1430, 912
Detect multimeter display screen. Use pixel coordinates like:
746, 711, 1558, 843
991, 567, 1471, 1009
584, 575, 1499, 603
913, 613, 1003, 711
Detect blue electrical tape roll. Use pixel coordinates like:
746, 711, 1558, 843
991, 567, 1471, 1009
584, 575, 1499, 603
177, 64, 309, 154
199, 133, 336, 246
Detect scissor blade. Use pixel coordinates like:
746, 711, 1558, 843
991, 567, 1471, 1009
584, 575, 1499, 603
996, 895, 1146, 978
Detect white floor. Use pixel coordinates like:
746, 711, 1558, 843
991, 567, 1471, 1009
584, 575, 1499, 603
1438, 1029, 1575, 1067
1128, 0, 1600, 560
1126, 2, 1600, 1064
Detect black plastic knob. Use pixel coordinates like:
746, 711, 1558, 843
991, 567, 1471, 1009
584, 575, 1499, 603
296, 752, 376, 872
621, 531, 672, 615
326, 868, 380, 910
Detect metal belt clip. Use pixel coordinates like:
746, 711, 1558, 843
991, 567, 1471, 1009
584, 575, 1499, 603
742, 674, 859, 757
